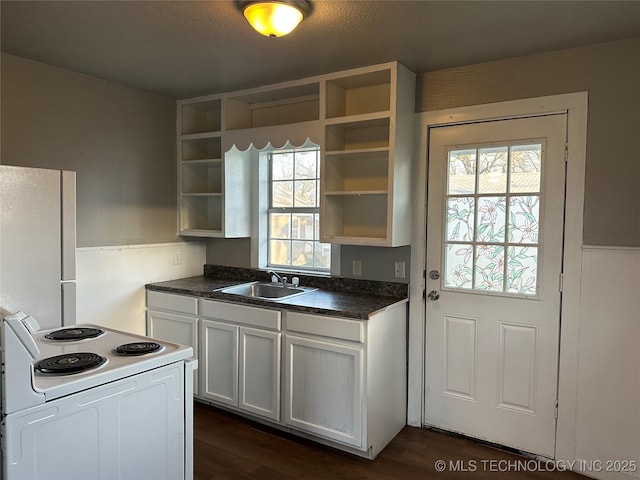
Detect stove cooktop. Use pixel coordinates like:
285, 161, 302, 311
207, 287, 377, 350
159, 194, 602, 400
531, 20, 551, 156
34, 352, 107, 375
30, 324, 193, 401
44, 327, 105, 342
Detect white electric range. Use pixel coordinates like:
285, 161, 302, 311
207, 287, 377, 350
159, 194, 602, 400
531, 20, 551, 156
1, 312, 197, 480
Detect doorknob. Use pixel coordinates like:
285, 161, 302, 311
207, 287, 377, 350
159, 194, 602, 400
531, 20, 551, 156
427, 290, 440, 301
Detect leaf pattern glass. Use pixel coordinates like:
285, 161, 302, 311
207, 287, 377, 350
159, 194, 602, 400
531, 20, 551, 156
478, 146, 507, 193
474, 245, 504, 291
447, 197, 474, 241
448, 149, 476, 195
510, 144, 542, 193
506, 246, 538, 295
508, 196, 540, 244
475, 196, 506, 243
444, 243, 473, 289
443, 142, 543, 296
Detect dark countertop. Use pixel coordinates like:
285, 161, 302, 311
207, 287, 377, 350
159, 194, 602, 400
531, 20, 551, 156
146, 275, 408, 320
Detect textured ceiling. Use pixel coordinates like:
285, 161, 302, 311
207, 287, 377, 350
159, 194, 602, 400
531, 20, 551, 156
2, 1, 640, 99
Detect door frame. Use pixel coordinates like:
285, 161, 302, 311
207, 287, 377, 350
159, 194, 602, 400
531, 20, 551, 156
407, 92, 588, 462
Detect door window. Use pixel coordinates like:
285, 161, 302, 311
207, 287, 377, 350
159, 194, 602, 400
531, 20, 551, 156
444, 142, 544, 296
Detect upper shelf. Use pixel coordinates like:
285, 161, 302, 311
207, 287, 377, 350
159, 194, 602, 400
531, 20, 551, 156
325, 69, 391, 119
181, 99, 222, 135
225, 82, 320, 131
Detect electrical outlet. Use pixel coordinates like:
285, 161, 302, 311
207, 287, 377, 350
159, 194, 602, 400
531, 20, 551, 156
174, 250, 183, 265
352, 260, 362, 276
394, 261, 406, 279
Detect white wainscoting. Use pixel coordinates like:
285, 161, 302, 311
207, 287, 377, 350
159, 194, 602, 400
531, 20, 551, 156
575, 246, 640, 479
77, 242, 206, 335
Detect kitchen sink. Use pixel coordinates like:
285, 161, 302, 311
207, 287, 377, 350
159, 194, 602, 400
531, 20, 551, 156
220, 282, 316, 301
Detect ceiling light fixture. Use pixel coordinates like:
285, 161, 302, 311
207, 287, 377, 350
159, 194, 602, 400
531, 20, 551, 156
236, 1, 311, 38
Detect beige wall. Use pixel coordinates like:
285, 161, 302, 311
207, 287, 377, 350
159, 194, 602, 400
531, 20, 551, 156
417, 37, 640, 247
1, 53, 178, 247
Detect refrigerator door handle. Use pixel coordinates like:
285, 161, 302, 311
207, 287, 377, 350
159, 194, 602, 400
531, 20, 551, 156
61, 171, 76, 282
62, 282, 77, 327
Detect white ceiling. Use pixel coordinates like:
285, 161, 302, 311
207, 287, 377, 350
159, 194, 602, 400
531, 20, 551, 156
2, 1, 640, 99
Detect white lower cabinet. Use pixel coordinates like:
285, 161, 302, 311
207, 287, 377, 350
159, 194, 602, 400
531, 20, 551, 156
146, 290, 407, 458
146, 291, 199, 395
285, 334, 363, 448
239, 327, 280, 421
200, 319, 238, 406
284, 307, 407, 458
200, 300, 281, 421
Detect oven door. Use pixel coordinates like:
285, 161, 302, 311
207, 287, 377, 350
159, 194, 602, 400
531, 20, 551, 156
3, 362, 186, 480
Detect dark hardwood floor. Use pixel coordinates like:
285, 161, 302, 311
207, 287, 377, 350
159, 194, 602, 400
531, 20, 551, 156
194, 402, 586, 480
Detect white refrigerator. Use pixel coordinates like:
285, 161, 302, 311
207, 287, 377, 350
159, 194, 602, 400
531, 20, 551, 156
0, 165, 76, 329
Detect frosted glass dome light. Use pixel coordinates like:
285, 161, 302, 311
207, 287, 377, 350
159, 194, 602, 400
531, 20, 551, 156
238, 1, 311, 38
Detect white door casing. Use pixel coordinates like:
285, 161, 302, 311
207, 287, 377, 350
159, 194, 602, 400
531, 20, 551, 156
408, 93, 587, 463
424, 114, 566, 457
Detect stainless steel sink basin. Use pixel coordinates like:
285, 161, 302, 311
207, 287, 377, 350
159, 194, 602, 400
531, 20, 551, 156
220, 282, 316, 301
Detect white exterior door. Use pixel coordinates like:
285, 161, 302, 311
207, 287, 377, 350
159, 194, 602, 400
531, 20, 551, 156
425, 115, 566, 457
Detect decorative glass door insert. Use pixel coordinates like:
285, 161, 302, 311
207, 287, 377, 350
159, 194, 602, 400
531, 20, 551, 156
444, 142, 544, 296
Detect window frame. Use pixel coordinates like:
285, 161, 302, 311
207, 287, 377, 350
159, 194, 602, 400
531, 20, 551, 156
266, 147, 331, 273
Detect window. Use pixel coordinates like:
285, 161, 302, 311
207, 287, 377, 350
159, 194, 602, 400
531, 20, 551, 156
444, 142, 543, 296
268, 148, 330, 271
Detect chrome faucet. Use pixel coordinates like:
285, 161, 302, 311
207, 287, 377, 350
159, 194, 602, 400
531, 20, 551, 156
268, 270, 287, 286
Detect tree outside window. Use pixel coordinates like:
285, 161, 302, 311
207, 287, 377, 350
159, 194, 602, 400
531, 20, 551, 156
268, 148, 330, 271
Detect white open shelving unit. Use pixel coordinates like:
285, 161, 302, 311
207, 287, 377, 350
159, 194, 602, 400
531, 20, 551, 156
176, 61, 415, 245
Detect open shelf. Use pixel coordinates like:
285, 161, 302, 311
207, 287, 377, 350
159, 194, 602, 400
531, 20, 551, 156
225, 83, 320, 130
325, 117, 390, 152
326, 69, 391, 119
324, 148, 389, 192
181, 136, 222, 161
175, 61, 414, 243
181, 161, 222, 194
324, 190, 388, 196
181, 99, 222, 135
180, 196, 222, 233
322, 194, 388, 242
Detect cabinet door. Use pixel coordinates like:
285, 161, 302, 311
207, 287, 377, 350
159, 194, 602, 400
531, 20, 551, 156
200, 319, 238, 406
147, 309, 199, 395
285, 335, 364, 448
239, 327, 281, 421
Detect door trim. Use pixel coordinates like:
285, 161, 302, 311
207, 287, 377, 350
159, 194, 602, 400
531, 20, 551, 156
408, 92, 588, 463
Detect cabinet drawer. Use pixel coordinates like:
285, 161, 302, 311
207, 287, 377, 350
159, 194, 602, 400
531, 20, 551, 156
286, 312, 364, 343
201, 299, 281, 330
147, 291, 198, 315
